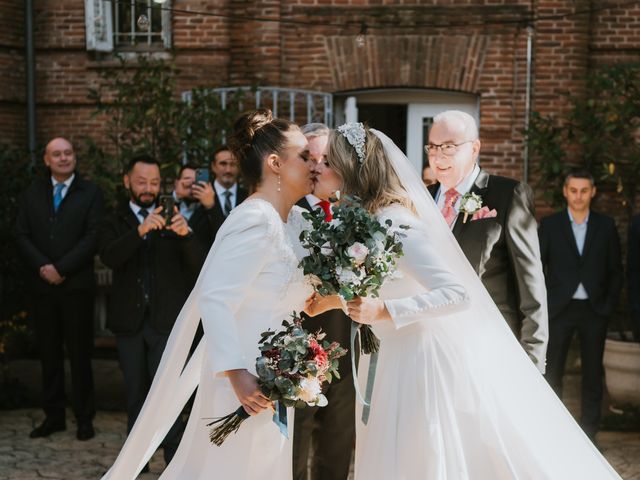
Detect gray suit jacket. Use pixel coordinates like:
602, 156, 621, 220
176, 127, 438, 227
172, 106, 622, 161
429, 169, 549, 372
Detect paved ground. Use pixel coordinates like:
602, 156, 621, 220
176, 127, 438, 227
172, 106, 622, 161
1, 357, 639, 479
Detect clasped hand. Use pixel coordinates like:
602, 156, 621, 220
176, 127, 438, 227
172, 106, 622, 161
137, 206, 190, 237
304, 293, 391, 324
226, 369, 272, 416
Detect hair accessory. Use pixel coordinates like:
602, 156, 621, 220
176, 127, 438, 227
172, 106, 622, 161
337, 122, 366, 164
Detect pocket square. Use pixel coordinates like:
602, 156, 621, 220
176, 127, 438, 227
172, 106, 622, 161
471, 207, 497, 221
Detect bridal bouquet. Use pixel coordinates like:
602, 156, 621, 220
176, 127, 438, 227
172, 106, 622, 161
298, 194, 408, 354
208, 313, 346, 446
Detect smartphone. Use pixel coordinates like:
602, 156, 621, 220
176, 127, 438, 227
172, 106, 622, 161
195, 168, 209, 185
159, 195, 175, 226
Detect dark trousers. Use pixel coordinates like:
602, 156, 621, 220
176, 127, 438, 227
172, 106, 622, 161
32, 290, 95, 423
116, 314, 184, 465
293, 310, 355, 480
545, 299, 609, 437
293, 375, 355, 480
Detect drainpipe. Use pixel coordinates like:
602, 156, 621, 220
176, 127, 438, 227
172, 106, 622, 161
523, 24, 534, 184
25, 0, 36, 166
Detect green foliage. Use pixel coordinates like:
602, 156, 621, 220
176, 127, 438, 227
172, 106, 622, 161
0, 312, 34, 409
528, 64, 640, 216
0, 145, 35, 319
86, 56, 244, 206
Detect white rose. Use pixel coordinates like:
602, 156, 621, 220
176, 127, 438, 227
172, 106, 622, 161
347, 242, 369, 265
297, 376, 322, 404
338, 267, 361, 286
463, 197, 481, 212
320, 242, 334, 256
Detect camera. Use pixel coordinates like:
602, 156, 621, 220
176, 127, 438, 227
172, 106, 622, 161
195, 168, 210, 186
159, 195, 175, 226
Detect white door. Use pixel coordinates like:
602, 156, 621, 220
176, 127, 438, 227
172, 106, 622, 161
407, 102, 479, 173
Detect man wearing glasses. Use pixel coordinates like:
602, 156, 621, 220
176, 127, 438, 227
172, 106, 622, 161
427, 110, 548, 373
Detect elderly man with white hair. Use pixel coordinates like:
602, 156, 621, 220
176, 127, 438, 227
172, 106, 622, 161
427, 110, 549, 373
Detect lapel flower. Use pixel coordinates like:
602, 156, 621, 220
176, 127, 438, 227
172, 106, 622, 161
459, 192, 483, 223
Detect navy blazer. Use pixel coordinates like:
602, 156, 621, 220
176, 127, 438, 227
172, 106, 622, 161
539, 209, 622, 318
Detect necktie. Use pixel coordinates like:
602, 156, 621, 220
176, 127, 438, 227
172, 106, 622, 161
223, 190, 233, 217
138, 208, 149, 223
441, 188, 461, 227
317, 200, 332, 222
53, 183, 65, 212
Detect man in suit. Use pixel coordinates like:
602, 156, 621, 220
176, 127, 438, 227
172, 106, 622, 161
539, 170, 622, 441
206, 146, 248, 242
293, 123, 355, 480
15, 137, 104, 440
628, 214, 640, 341
99, 155, 205, 466
427, 110, 548, 373
172, 164, 217, 254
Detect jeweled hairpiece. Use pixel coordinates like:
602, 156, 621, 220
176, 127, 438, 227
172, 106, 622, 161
337, 122, 366, 164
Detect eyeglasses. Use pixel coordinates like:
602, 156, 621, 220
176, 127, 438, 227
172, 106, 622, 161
424, 141, 473, 157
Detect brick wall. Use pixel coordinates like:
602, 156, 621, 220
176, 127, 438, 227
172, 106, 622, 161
0, 0, 638, 186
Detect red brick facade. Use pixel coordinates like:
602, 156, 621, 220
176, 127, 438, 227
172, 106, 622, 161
1, 0, 639, 185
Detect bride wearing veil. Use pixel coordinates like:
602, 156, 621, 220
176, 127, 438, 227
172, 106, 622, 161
322, 123, 622, 479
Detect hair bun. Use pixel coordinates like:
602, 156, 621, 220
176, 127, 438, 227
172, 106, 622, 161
229, 108, 274, 162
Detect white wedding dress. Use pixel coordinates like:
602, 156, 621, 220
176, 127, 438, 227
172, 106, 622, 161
351, 131, 622, 480
102, 198, 311, 479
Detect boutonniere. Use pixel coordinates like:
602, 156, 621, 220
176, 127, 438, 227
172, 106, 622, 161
459, 192, 483, 223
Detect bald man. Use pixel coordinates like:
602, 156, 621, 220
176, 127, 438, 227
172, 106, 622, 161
15, 137, 104, 441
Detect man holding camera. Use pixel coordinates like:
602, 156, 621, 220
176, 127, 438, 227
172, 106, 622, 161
98, 154, 205, 467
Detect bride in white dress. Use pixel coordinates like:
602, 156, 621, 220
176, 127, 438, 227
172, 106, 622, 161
102, 109, 318, 479
321, 123, 622, 480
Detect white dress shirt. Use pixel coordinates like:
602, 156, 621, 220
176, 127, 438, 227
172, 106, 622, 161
214, 181, 238, 210
435, 164, 480, 228
129, 201, 154, 224
51, 173, 75, 201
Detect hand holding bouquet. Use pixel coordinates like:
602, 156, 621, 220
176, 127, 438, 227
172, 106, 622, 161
298, 194, 408, 354
207, 312, 346, 446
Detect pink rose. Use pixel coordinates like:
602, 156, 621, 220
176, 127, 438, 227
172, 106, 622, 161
471, 206, 497, 221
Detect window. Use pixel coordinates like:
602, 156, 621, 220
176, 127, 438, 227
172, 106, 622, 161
85, 0, 171, 52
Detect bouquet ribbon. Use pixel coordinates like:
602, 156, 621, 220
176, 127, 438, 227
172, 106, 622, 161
350, 321, 379, 425
272, 400, 288, 438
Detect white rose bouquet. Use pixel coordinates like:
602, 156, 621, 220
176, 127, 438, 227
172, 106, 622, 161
299, 194, 408, 354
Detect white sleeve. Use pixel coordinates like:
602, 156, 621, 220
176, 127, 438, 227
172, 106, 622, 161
384, 219, 470, 329
198, 208, 273, 375
286, 205, 313, 261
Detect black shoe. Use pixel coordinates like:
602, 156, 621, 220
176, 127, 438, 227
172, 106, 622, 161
76, 421, 95, 441
29, 418, 66, 438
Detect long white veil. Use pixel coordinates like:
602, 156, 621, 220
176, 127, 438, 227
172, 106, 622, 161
369, 128, 621, 479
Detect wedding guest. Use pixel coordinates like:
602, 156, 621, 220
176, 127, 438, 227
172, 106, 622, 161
172, 164, 217, 252
628, 214, 640, 341
422, 161, 436, 187
15, 137, 104, 441
293, 123, 355, 480
539, 170, 622, 442
207, 146, 249, 241
98, 154, 205, 467
427, 110, 548, 373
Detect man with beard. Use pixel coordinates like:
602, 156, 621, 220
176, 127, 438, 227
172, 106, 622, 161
98, 154, 205, 469
293, 123, 355, 480
15, 137, 103, 441
207, 146, 248, 241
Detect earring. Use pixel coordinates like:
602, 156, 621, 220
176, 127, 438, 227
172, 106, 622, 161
277, 175, 281, 192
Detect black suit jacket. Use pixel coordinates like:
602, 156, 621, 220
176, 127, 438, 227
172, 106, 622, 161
191, 185, 249, 250
15, 173, 104, 294
539, 209, 622, 319
429, 169, 548, 371
98, 202, 206, 335
296, 196, 352, 378
627, 215, 640, 336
